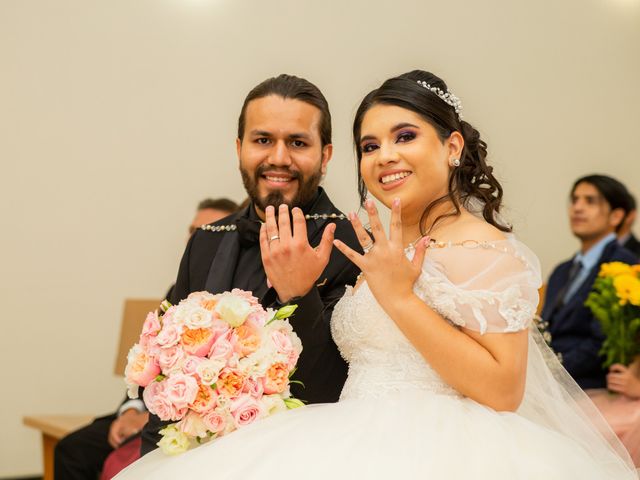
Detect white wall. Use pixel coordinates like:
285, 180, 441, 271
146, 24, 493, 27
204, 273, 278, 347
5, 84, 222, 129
1, 0, 639, 475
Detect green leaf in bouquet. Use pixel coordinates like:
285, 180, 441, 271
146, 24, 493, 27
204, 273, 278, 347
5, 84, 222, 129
283, 398, 306, 409
210, 383, 217, 390
160, 299, 172, 314
289, 380, 306, 388
288, 367, 297, 379
155, 374, 166, 382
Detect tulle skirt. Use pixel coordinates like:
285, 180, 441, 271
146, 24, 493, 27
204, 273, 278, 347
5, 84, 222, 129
115, 389, 636, 479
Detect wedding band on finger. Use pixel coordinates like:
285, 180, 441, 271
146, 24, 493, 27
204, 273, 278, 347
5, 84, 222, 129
269, 235, 280, 243
362, 241, 374, 253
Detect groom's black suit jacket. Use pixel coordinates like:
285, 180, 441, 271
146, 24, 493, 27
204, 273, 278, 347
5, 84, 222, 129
141, 188, 361, 454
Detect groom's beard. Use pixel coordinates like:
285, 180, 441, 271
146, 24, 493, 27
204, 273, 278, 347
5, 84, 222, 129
240, 164, 322, 213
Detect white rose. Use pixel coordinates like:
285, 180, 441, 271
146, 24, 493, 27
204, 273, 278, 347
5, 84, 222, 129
215, 294, 252, 327
261, 394, 287, 416
178, 412, 210, 439
196, 359, 225, 385
158, 424, 191, 455
174, 304, 213, 330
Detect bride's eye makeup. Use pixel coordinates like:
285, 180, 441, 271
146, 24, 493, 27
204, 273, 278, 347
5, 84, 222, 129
396, 131, 416, 143
361, 141, 379, 153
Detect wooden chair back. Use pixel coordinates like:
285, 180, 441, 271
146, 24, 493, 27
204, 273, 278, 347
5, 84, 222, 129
114, 299, 162, 376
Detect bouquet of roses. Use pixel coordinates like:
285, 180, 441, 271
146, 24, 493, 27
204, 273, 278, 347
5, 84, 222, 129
124, 289, 304, 455
585, 261, 640, 367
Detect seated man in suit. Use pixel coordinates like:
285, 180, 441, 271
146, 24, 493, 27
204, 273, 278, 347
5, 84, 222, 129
541, 174, 638, 390
618, 193, 640, 257
54, 198, 238, 480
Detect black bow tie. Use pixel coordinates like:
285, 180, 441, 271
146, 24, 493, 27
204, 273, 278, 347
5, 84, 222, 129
235, 216, 262, 248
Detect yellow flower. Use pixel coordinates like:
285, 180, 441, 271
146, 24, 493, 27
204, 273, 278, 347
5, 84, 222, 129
599, 262, 634, 278
613, 274, 640, 306
632, 264, 640, 275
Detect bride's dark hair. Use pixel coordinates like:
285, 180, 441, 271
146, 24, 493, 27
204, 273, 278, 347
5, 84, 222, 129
353, 70, 511, 234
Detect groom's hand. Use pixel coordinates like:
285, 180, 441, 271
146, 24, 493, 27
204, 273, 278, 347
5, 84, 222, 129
260, 204, 335, 303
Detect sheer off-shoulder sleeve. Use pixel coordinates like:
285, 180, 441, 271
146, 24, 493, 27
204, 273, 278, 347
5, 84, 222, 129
413, 237, 542, 334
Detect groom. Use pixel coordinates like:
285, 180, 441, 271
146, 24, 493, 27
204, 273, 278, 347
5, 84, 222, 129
141, 74, 361, 454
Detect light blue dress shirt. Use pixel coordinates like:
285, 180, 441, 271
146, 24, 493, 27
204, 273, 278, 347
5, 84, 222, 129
563, 233, 616, 303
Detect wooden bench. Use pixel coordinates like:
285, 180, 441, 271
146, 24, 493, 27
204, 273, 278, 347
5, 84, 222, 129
23, 298, 161, 480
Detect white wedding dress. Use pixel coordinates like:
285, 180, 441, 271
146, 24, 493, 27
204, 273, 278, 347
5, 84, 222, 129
117, 237, 637, 479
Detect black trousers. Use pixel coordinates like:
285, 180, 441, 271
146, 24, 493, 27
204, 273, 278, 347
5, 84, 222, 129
54, 414, 115, 480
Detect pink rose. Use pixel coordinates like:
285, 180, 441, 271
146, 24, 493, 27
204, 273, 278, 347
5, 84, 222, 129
209, 332, 235, 362
141, 311, 161, 337
230, 289, 260, 307
245, 310, 268, 328
230, 394, 263, 428
210, 319, 231, 342
143, 381, 187, 421
156, 324, 182, 348
182, 355, 204, 377
202, 408, 227, 434
125, 345, 160, 387
161, 306, 177, 325
158, 346, 184, 372
271, 330, 293, 355
243, 377, 264, 398
165, 373, 199, 409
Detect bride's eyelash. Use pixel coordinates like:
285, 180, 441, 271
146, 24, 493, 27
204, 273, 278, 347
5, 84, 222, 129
361, 142, 379, 153
396, 131, 416, 143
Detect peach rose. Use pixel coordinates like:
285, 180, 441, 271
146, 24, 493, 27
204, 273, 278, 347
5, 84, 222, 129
181, 327, 215, 357
234, 325, 261, 357
230, 394, 263, 428
190, 383, 217, 414
263, 362, 289, 394
217, 368, 246, 398
125, 345, 160, 387
165, 373, 199, 409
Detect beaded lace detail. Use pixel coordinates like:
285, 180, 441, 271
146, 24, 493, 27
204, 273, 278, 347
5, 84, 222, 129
330, 237, 541, 401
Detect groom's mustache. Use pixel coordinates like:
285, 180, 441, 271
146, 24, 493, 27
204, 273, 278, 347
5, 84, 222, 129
255, 165, 302, 181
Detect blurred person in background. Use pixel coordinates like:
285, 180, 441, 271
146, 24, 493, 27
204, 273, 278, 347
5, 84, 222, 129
55, 197, 238, 480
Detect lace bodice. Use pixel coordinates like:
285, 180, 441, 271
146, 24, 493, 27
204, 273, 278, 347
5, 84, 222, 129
330, 236, 541, 401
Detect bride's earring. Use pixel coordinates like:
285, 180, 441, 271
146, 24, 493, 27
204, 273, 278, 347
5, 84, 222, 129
450, 158, 460, 167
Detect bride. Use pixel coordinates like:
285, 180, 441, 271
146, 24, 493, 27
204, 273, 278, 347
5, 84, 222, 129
116, 70, 637, 478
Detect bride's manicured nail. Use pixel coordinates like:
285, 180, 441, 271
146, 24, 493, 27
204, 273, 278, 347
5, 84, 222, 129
349, 212, 356, 221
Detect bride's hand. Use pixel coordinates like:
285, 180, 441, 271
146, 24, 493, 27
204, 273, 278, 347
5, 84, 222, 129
333, 198, 429, 312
